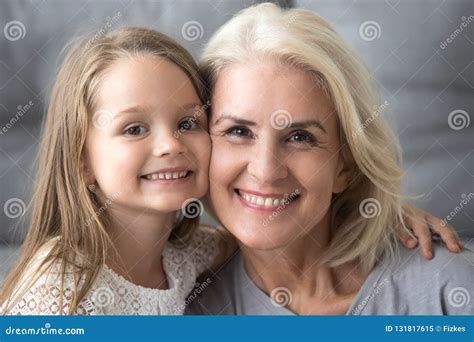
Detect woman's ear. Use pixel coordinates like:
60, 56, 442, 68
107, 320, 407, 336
333, 147, 354, 194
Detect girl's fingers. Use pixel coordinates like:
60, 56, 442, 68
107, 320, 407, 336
426, 216, 463, 253
404, 214, 433, 259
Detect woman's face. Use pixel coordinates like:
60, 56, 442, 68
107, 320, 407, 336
209, 61, 350, 250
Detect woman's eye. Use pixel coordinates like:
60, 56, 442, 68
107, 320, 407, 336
178, 118, 198, 131
225, 126, 252, 138
124, 125, 147, 136
288, 131, 316, 145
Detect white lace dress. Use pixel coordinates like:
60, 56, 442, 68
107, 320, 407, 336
3, 227, 219, 315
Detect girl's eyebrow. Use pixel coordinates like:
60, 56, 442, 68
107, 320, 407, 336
115, 103, 201, 118
116, 105, 147, 118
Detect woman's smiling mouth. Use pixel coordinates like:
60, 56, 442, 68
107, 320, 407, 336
235, 189, 300, 211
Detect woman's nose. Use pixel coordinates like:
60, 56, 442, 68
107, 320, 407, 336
153, 130, 188, 157
247, 141, 288, 183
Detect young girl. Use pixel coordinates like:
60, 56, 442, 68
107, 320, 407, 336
0, 27, 235, 315
0, 26, 462, 315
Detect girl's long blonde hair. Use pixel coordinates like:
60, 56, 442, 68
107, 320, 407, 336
201, 3, 408, 273
0, 27, 206, 314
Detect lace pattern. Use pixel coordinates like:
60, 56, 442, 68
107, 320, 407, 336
3, 226, 219, 315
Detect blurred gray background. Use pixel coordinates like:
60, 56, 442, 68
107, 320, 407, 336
0, 0, 473, 281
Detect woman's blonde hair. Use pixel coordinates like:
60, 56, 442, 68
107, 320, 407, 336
201, 3, 408, 273
0, 27, 206, 314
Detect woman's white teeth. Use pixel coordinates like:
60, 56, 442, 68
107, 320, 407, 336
240, 191, 291, 207
145, 171, 188, 180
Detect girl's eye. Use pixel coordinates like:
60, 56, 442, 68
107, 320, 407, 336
178, 118, 198, 131
124, 125, 147, 136
225, 126, 253, 138
287, 131, 317, 145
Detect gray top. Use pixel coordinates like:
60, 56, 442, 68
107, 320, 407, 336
186, 242, 474, 315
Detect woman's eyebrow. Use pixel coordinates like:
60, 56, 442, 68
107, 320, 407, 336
289, 120, 327, 134
214, 114, 256, 126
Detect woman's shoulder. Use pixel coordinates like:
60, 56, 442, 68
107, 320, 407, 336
386, 241, 474, 280
356, 241, 474, 315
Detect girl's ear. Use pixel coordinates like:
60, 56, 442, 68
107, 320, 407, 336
81, 150, 95, 186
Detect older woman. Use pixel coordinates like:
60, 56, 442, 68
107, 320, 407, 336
187, 4, 473, 315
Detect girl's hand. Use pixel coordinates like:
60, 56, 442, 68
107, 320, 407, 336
398, 204, 464, 259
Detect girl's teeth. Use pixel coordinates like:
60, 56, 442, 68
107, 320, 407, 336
145, 171, 188, 180
240, 191, 293, 207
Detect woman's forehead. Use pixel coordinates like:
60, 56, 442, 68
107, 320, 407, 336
210, 62, 336, 127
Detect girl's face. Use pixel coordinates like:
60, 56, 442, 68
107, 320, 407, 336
84, 55, 210, 214
209, 61, 350, 250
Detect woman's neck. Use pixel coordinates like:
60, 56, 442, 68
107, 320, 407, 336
104, 205, 175, 289
240, 214, 366, 315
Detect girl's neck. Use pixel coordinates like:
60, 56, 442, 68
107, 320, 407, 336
104, 205, 176, 289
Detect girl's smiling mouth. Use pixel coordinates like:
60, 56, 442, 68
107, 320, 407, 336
140, 167, 194, 184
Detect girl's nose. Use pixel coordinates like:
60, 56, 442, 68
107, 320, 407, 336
247, 140, 288, 184
153, 130, 188, 157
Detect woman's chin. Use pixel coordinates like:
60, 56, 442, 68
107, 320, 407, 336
233, 225, 294, 251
